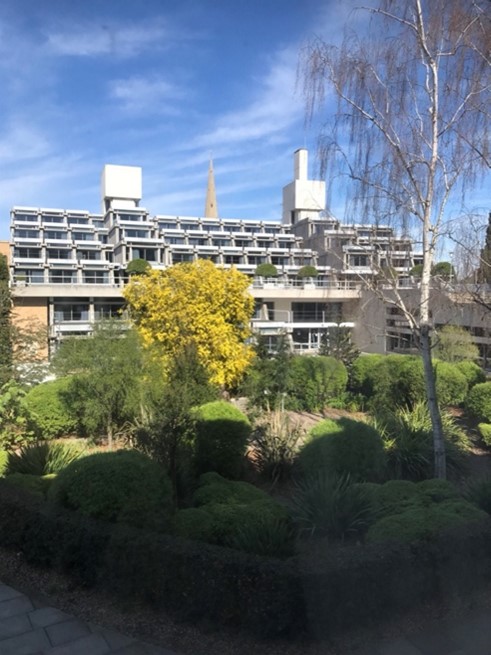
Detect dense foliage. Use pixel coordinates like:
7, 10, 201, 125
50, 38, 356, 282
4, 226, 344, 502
287, 356, 348, 412
299, 417, 386, 482
0, 254, 12, 387
192, 401, 251, 479
24, 378, 78, 439
124, 260, 255, 388
49, 450, 173, 531
51, 323, 144, 446
466, 382, 491, 423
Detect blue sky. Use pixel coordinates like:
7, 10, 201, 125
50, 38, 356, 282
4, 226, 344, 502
1, 0, 488, 247
0, 0, 359, 240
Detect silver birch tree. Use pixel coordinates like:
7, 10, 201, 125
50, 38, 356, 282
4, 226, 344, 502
302, 0, 490, 477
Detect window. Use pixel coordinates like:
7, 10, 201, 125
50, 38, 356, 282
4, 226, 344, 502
14, 248, 41, 258
188, 238, 208, 246
45, 231, 68, 240
118, 213, 143, 222
292, 302, 342, 322
91, 220, 104, 228
181, 223, 198, 231
224, 255, 242, 265
73, 231, 96, 241
14, 229, 40, 239
77, 250, 101, 261
14, 214, 38, 222
132, 248, 156, 261
47, 249, 72, 260
94, 301, 125, 320
172, 253, 194, 263
351, 255, 369, 267
159, 222, 179, 230
41, 215, 64, 223
15, 269, 44, 283
213, 238, 231, 247
67, 216, 89, 225
248, 255, 266, 265
83, 270, 108, 284
54, 302, 89, 321
49, 270, 76, 284
235, 239, 251, 248
166, 236, 185, 245
124, 229, 149, 239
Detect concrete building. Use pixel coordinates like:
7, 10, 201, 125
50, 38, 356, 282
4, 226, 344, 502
5, 148, 489, 360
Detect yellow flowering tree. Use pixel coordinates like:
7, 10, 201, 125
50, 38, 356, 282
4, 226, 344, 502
123, 259, 255, 388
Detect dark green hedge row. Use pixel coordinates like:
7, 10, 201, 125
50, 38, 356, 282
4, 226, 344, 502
0, 482, 302, 637
1, 481, 491, 640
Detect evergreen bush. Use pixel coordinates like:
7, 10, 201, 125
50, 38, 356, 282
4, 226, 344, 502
478, 423, 491, 446
456, 360, 486, 389
299, 417, 386, 482
254, 263, 278, 277
368, 501, 487, 544
287, 356, 348, 412
434, 361, 468, 406
24, 378, 78, 439
49, 450, 173, 531
348, 354, 385, 398
192, 401, 251, 479
466, 382, 491, 423
464, 476, 491, 515
297, 265, 318, 278
4, 473, 55, 498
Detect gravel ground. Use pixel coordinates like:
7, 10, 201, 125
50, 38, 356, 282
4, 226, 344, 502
2, 545, 491, 655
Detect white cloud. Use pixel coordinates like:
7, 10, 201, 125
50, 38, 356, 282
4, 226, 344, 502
109, 76, 186, 113
0, 123, 51, 163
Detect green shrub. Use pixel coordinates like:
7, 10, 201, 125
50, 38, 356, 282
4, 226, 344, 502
434, 361, 468, 406
291, 471, 375, 540
49, 450, 173, 531
478, 423, 491, 446
0, 450, 8, 476
367, 501, 487, 544
417, 478, 460, 503
24, 379, 78, 439
6, 441, 86, 476
126, 258, 151, 276
370, 355, 426, 414
287, 356, 348, 412
227, 516, 296, 558
456, 361, 486, 389
193, 472, 269, 506
382, 402, 469, 481
173, 507, 216, 543
464, 476, 491, 515
348, 354, 385, 398
374, 480, 420, 516
299, 417, 386, 482
254, 263, 278, 277
185, 472, 293, 556
3, 473, 55, 498
466, 382, 491, 423
192, 401, 251, 479
251, 410, 304, 483
297, 265, 318, 278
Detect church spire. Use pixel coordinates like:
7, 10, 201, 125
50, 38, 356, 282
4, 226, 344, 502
204, 157, 218, 218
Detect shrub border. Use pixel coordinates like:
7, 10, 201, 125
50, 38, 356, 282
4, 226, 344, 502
1, 481, 491, 640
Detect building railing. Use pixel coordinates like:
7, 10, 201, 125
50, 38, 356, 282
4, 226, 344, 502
251, 278, 363, 290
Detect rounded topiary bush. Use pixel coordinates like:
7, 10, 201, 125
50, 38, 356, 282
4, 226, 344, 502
298, 417, 386, 482
367, 501, 487, 544
287, 356, 348, 412
192, 401, 251, 479
466, 382, 491, 423
456, 361, 486, 389
176, 472, 293, 556
297, 265, 318, 279
126, 258, 151, 276
254, 263, 278, 278
371, 355, 426, 414
48, 450, 173, 531
434, 361, 468, 406
24, 378, 78, 439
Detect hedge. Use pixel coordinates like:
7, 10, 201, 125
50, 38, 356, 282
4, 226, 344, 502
1, 481, 491, 641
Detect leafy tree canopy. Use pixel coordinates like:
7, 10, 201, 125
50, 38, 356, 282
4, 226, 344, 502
126, 258, 151, 276
254, 263, 278, 277
123, 259, 255, 388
